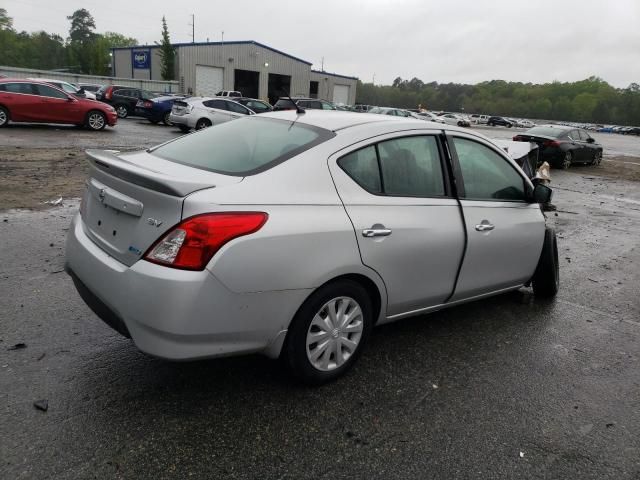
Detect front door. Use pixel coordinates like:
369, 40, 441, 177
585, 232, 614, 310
329, 132, 466, 316
32, 83, 80, 123
447, 134, 545, 301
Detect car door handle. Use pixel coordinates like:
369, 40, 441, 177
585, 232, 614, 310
475, 222, 495, 232
362, 228, 392, 237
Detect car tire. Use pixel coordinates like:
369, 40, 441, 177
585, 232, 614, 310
507, 123, 512, 128
195, 118, 212, 130
163, 112, 173, 126
148, 119, 159, 124
488, 122, 494, 126
85, 110, 107, 131
591, 151, 602, 166
283, 279, 373, 385
561, 151, 572, 170
532, 227, 559, 298
0, 105, 9, 127
115, 104, 128, 118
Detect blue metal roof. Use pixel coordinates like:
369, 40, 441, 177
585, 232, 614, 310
112, 40, 312, 65
311, 69, 359, 81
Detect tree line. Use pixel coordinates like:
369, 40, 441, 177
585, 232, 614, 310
356, 76, 640, 125
0, 8, 175, 80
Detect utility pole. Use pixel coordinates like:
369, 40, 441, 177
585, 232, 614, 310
189, 14, 194, 43
221, 31, 224, 44
321, 57, 324, 72
372, 73, 376, 85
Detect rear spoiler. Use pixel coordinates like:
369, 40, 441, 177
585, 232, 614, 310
86, 149, 216, 197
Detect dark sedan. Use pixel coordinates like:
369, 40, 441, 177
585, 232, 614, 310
513, 125, 603, 169
487, 116, 513, 127
231, 97, 273, 114
135, 95, 184, 125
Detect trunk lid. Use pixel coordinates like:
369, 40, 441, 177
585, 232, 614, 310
81, 149, 242, 266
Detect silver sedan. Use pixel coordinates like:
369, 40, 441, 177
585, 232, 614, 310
65, 111, 558, 384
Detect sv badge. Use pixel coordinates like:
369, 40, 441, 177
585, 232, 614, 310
147, 217, 163, 228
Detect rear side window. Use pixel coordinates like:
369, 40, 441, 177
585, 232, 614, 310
338, 136, 446, 197
152, 117, 335, 175
339, 146, 381, 194
452, 137, 526, 201
2, 82, 36, 94
203, 99, 227, 109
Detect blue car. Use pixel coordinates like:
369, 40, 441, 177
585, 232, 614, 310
135, 95, 184, 125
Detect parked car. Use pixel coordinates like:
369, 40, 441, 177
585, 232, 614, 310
273, 97, 336, 111
487, 116, 513, 127
135, 95, 185, 125
415, 111, 446, 123
65, 110, 557, 384
470, 114, 489, 124
513, 125, 603, 169
26, 77, 96, 100
230, 97, 273, 114
95, 85, 157, 118
0, 78, 116, 130
368, 107, 413, 117
215, 90, 242, 97
439, 113, 471, 127
77, 83, 103, 93
519, 119, 536, 129
354, 104, 374, 113
626, 126, 640, 136
169, 97, 254, 132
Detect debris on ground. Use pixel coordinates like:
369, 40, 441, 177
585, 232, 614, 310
44, 197, 63, 206
7, 343, 27, 351
588, 278, 599, 283
33, 399, 48, 412
519, 451, 525, 458
37, 353, 46, 361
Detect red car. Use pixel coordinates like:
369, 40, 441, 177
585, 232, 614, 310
0, 78, 117, 131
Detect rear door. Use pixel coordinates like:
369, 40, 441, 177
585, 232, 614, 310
329, 132, 465, 316
202, 99, 234, 123
447, 134, 545, 301
567, 129, 585, 161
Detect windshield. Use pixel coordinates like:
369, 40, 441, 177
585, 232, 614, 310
152, 117, 335, 176
525, 126, 566, 138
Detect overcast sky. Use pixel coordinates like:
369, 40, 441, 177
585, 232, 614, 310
4, 0, 640, 87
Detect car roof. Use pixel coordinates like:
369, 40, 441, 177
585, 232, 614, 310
535, 124, 573, 131
258, 109, 456, 132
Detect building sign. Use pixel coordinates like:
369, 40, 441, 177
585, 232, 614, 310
132, 50, 151, 69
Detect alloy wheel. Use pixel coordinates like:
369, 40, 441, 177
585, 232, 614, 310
306, 296, 364, 372
562, 152, 572, 170
116, 105, 128, 118
0, 109, 7, 126
593, 152, 602, 166
88, 112, 105, 130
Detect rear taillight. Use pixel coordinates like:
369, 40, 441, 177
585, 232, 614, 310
143, 212, 268, 271
104, 86, 113, 100
513, 135, 523, 141
543, 140, 563, 148
144, 101, 153, 108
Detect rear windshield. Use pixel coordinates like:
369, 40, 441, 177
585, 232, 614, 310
525, 126, 566, 138
152, 117, 335, 175
274, 99, 296, 108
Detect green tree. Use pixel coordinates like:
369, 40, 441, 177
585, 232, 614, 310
158, 16, 175, 80
67, 8, 95, 43
0, 8, 13, 30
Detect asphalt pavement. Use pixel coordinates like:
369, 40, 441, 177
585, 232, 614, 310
1, 166, 639, 478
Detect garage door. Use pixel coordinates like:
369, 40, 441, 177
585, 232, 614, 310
333, 84, 350, 105
196, 65, 224, 96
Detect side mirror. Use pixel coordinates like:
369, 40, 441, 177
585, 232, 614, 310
67, 96, 76, 102
531, 183, 553, 204
78, 87, 85, 94
586, 137, 595, 143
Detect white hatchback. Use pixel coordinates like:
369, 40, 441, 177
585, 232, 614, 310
169, 97, 254, 133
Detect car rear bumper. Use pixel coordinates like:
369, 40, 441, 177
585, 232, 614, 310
168, 114, 193, 128
65, 213, 310, 360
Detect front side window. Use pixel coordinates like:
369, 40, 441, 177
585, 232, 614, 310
226, 101, 249, 114
34, 84, 68, 99
453, 137, 526, 201
338, 136, 445, 197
